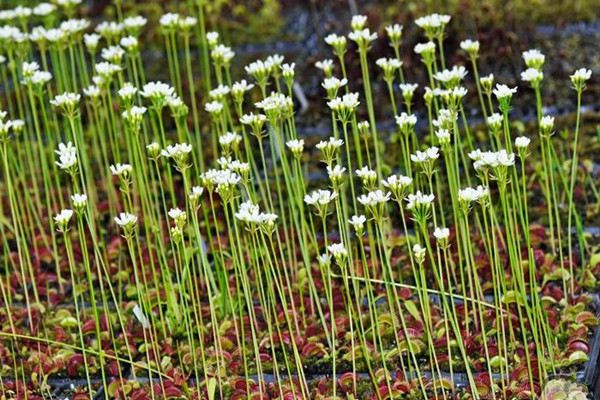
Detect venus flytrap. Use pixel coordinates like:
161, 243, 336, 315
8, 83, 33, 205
349, 19, 382, 177
567, 68, 592, 295
55, 208, 94, 399
416, 13, 451, 69
324, 33, 348, 82
376, 57, 403, 115
395, 112, 417, 175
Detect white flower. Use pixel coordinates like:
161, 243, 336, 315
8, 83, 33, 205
521, 68, 543, 83
95, 21, 124, 38
327, 242, 347, 259
357, 190, 391, 206
255, 92, 293, 115
71, 193, 87, 209
219, 132, 241, 148
231, 80, 254, 99
83, 85, 100, 98
141, 81, 175, 101
33, 3, 56, 16
118, 83, 137, 101
382, 174, 412, 191
286, 139, 304, 155
94, 62, 121, 78
570, 68, 592, 90
515, 136, 531, 149
123, 15, 147, 31
304, 189, 338, 206
522, 49, 545, 69
327, 164, 346, 181
101, 45, 125, 63
322, 77, 348, 94
188, 186, 204, 205
540, 115, 555, 132
114, 212, 138, 227
355, 166, 377, 180
406, 191, 435, 210
460, 39, 480, 55
458, 186, 488, 203
50, 92, 81, 109
209, 85, 231, 99
493, 84, 517, 100
179, 16, 197, 29
235, 201, 261, 224
316, 137, 344, 153
487, 113, 503, 131
159, 12, 180, 28
84, 33, 101, 50
435, 129, 451, 144
55, 142, 77, 170
315, 59, 334, 74
351, 15, 368, 30
110, 163, 132, 177
412, 243, 426, 263
395, 112, 417, 131
414, 41, 436, 55
211, 45, 235, 65
132, 303, 149, 328
161, 143, 193, 159
433, 227, 450, 241
385, 24, 403, 43
204, 100, 224, 114
324, 33, 347, 50
54, 209, 74, 226
399, 83, 418, 97
415, 13, 451, 30
348, 29, 377, 47
168, 207, 187, 227
348, 215, 367, 232
411, 146, 439, 163
120, 36, 138, 51
206, 31, 219, 47
328, 92, 360, 114
434, 65, 468, 85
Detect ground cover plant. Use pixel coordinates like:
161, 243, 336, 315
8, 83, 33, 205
0, 1, 599, 399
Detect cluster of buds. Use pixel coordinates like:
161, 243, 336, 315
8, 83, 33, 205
54, 209, 74, 233
55, 141, 78, 174
411, 146, 439, 177
382, 174, 412, 203
316, 137, 344, 166
376, 57, 403, 84
357, 190, 390, 222
304, 189, 338, 218
140, 81, 175, 110
322, 77, 347, 99
415, 13, 451, 40
327, 242, 348, 266
161, 143, 193, 172
114, 212, 138, 237
240, 112, 267, 139
328, 92, 360, 123
235, 201, 278, 236
457, 185, 489, 214
50, 92, 81, 118
434, 65, 468, 88
326, 164, 346, 190
286, 139, 304, 159
405, 191, 435, 224
355, 166, 378, 190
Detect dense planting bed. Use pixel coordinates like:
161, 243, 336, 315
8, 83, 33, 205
0, 1, 599, 399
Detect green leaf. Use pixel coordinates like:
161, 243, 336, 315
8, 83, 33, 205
404, 300, 422, 322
